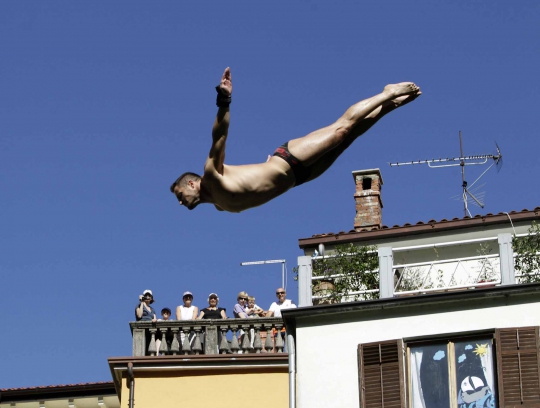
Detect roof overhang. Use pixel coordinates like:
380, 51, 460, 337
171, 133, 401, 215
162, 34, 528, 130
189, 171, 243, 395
108, 354, 289, 399
282, 282, 540, 328
0, 382, 116, 404
298, 208, 540, 249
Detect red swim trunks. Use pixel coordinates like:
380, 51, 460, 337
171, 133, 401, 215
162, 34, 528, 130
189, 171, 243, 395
273, 142, 311, 186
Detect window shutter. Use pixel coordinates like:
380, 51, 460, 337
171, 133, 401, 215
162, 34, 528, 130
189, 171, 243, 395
358, 340, 405, 408
496, 327, 540, 407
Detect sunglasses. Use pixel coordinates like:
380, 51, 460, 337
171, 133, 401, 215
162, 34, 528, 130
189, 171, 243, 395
239, 297, 248, 301
276, 291, 285, 295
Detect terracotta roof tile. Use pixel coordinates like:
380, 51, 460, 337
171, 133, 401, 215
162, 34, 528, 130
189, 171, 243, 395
0, 381, 114, 392
306, 207, 540, 241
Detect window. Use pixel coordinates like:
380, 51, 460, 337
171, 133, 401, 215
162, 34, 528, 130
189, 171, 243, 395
358, 327, 540, 408
409, 336, 496, 408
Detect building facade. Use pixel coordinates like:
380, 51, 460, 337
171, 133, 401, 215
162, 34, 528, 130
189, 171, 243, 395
283, 284, 540, 408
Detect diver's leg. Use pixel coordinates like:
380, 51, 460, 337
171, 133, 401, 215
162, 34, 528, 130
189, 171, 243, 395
287, 83, 420, 167
302, 92, 421, 183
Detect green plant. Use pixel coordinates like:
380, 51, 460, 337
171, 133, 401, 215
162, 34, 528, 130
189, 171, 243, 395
513, 221, 540, 283
476, 242, 498, 282
395, 266, 433, 292
301, 243, 379, 303
437, 269, 446, 288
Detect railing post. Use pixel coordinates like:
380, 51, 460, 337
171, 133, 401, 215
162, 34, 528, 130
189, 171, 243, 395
378, 246, 394, 298
192, 326, 202, 355
204, 324, 218, 355
498, 233, 515, 285
148, 328, 157, 356
298, 256, 313, 307
132, 328, 146, 356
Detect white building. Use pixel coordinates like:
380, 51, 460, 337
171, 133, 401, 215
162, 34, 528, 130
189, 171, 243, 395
283, 284, 540, 408
285, 169, 540, 408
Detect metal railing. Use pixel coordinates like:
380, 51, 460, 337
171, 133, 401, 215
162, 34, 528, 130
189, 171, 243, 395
302, 236, 512, 304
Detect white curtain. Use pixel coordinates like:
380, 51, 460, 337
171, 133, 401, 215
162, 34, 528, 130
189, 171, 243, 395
480, 342, 495, 396
410, 348, 427, 408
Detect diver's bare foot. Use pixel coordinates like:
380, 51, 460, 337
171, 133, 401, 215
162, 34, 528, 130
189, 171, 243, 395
376, 91, 421, 116
383, 82, 420, 98
391, 91, 422, 108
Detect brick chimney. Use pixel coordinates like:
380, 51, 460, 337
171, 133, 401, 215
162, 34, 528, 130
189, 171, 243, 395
352, 168, 383, 231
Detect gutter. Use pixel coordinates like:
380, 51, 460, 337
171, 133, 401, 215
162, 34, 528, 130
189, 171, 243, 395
287, 333, 296, 408
127, 362, 135, 408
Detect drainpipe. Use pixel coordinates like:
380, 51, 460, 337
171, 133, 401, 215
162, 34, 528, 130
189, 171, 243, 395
287, 333, 296, 408
127, 362, 135, 408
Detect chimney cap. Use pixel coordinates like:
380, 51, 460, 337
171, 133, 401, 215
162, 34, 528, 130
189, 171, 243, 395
351, 168, 383, 185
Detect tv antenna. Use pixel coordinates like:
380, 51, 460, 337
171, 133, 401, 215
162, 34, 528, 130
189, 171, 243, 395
389, 131, 503, 217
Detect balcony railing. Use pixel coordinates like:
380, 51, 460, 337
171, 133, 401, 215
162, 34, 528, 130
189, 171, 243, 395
296, 232, 533, 305
393, 237, 501, 295
130, 318, 287, 356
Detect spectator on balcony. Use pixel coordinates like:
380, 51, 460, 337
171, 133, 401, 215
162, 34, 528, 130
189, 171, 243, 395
176, 291, 198, 347
156, 307, 173, 355
135, 289, 157, 322
159, 307, 172, 321
233, 291, 251, 318
267, 288, 296, 352
266, 287, 296, 317
176, 291, 199, 320
247, 296, 266, 317
198, 293, 227, 319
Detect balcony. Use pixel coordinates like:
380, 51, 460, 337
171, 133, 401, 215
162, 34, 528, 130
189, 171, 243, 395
297, 232, 539, 304
131, 317, 287, 356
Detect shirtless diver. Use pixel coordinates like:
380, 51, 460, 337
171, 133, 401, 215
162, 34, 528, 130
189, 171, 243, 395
170, 67, 421, 213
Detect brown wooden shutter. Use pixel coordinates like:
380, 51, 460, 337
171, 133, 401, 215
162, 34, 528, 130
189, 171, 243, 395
496, 327, 540, 407
358, 340, 405, 408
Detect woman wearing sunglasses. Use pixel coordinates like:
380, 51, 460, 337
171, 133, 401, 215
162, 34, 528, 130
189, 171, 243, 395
233, 291, 252, 318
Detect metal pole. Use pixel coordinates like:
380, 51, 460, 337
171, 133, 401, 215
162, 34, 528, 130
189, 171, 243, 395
459, 130, 467, 218
240, 259, 287, 289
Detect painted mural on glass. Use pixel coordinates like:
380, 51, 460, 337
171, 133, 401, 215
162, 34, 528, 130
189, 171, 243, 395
454, 340, 496, 408
410, 338, 496, 408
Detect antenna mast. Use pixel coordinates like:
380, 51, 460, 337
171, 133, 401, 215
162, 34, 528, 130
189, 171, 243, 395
389, 131, 503, 217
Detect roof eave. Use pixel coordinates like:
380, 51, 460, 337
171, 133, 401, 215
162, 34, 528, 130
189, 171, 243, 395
298, 208, 540, 249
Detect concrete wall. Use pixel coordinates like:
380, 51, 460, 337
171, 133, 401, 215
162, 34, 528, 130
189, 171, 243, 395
294, 293, 540, 408
120, 368, 288, 408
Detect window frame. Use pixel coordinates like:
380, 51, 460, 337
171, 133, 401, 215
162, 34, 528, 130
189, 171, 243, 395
405, 332, 497, 408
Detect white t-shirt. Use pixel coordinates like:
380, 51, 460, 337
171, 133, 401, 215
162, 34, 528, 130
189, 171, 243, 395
178, 305, 196, 320
269, 299, 297, 317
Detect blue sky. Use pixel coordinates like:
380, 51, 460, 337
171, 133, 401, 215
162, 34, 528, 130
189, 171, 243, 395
1, 1, 539, 388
